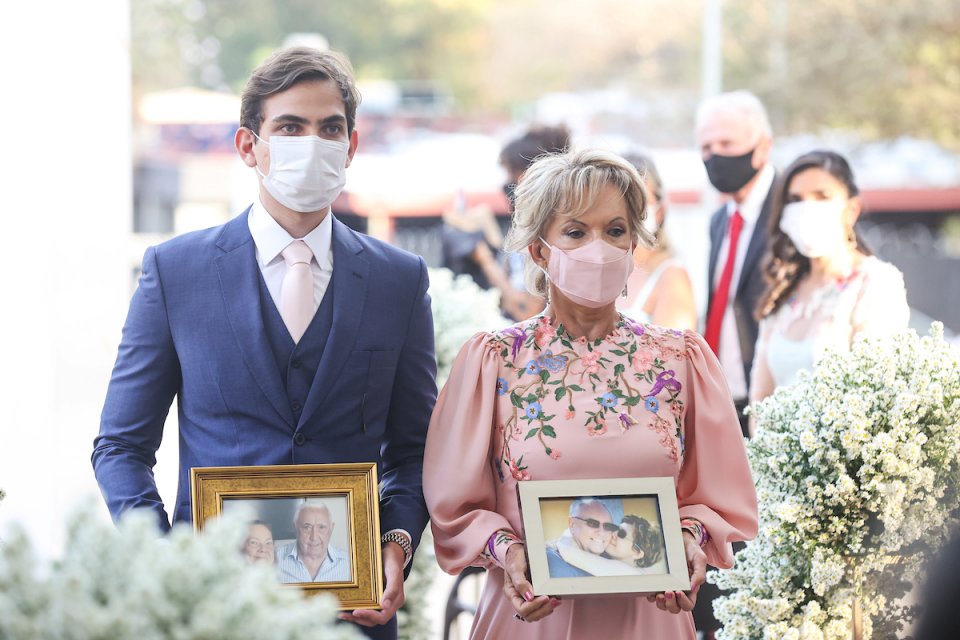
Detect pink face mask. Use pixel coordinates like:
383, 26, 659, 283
540, 237, 634, 308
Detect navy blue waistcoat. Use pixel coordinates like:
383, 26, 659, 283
258, 274, 335, 425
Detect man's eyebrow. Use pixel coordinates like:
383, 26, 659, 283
270, 114, 310, 125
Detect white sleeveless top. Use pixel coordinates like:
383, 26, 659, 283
758, 256, 909, 390
618, 258, 680, 324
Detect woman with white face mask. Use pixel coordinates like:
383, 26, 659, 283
423, 149, 757, 639
748, 150, 909, 424
616, 153, 697, 331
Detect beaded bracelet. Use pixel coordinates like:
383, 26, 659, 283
680, 518, 710, 548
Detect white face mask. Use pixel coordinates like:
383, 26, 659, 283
779, 199, 850, 258
254, 133, 349, 213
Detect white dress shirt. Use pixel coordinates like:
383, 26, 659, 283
247, 198, 334, 315
712, 164, 775, 400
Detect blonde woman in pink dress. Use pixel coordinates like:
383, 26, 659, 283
423, 149, 758, 639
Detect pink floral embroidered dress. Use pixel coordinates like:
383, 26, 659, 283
423, 315, 758, 640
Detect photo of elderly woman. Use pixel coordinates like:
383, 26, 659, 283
242, 519, 276, 566
542, 496, 667, 577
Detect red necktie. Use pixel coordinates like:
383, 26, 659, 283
705, 210, 744, 354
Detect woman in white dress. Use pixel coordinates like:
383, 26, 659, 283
617, 153, 697, 331
749, 150, 909, 433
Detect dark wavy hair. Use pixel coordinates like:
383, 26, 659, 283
241, 46, 361, 136
621, 514, 664, 568
756, 150, 872, 319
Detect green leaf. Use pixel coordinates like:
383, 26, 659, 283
501, 347, 509, 358
542, 425, 557, 438
614, 363, 625, 377
625, 395, 641, 406
555, 386, 567, 402
525, 428, 539, 440
539, 369, 550, 382
510, 392, 523, 408
568, 384, 584, 392
610, 349, 627, 356
525, 394, 538, 403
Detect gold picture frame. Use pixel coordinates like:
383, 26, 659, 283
191, 462, 382, 610
517, 476, 689, 597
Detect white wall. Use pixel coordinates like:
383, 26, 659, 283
0, 0, 152, 557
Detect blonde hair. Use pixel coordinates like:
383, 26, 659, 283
503, 148, 654, 298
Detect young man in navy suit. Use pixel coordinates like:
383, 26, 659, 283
93, 47, 437, 639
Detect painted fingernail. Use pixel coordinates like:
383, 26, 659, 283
692, 583, 700, 594
665, 591, 675, 599
524, 591, 534, 602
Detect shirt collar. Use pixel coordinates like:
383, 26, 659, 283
247, 198, 333, 269
726, 163, 775, 224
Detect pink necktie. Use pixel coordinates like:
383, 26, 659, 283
280, 240, 315, 343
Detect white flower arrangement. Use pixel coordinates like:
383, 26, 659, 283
712, 324, 960, 639
428, 267, 507, 386
0, 502, 360, 640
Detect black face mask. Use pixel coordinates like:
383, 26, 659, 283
502, 183, 517, 210
703, 148, 759, 194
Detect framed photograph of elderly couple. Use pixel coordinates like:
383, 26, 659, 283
517, 476, 689, 597
191, 462, 382, 609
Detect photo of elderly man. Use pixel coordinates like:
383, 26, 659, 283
544, 497, 623, 578
277, 501, 352, 583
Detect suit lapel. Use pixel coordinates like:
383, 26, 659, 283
706, 206, 727, 313
298, 217, 369, 428
215, 210, 295, 428
735, 184, 774, 297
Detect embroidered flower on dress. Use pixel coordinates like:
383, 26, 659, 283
565, 409, 576, 420
504, 327, 526, 361
580, 351, 602, 375
619, 413, 637, 430
525, 360, 542, 375
538, 350, 568, 372
534, 318, 557, 348
588, 421, 608, 437
645, 396, 660, 413
525, 402, 543, 419
509, 457, 531, 481
600, 392, 619, 409
632, 351, 654, 370
496, 377, 509, 396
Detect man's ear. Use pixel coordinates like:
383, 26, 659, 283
345, 129, 359, 167
752, 135, 773, 170
235, 127, 259, 168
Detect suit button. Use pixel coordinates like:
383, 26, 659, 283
291, 359, 301, 369
292, 401, 302, 412
293, 433, 306, 446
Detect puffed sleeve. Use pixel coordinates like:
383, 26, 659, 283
851, 259, 909, 339
676, 331, 758, 568
423, 332, 516, 574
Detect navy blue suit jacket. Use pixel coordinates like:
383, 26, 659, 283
93, 210, 437, 553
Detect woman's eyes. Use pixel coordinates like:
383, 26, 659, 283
563, 227, 626, 239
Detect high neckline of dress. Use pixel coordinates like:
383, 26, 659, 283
538, 313, 627, 347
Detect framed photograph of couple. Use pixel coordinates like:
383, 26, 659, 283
191, 462, 383, 609
517, 476, 689, 597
